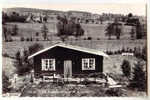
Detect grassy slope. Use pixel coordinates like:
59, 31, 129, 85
2, 40, 145, 75
2, 22, 146, 77
2, 8, 147, 96
2, 57, 16, 78
2, 39, 146, 57
5, 22, 132, 39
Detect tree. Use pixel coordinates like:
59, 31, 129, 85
7, 29, 13, 42
129, 60, 147, 91
128, 13, 133, 18
43, 16, 48, 23
115, 26, 121, 39
142, 46, 147, 61
12, 24, 18, 36
28, 43, 44, 55
16, 50, 21, 61
113, 18, 122, 40
56, 17, 70, 42
121, 60, 131, 78
14, 50, 30, 76
57, 16, 84, 42
130, 27, 135, 39
41, 24, 49, 40
14, 51, 23, 75
105, 23, 114, 40
15, 44, 44, 76
23, 49, 29, 63
2, 12, 9, 24
2, 71, 11, 93
74, 23, 84, 40
2, 25, 8, 42
99, 17, 103, 24
36, 32, 39, 36
136, 22, 143, 39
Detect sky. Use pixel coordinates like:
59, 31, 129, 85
1, 0, 147, 16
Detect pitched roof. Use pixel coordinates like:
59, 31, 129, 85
28, 43, 109, 59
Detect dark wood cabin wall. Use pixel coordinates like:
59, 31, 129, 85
33, 46, 103, 77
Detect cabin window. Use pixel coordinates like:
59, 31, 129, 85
41, 59, 55, 71
82, 58, 95, 70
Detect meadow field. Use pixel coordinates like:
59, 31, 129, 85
3, 22, 146, 74
3, 21, 146, 55
5, 22, 132, 39
2, 22, 147, 97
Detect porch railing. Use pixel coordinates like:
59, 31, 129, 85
34, 72, 107, 85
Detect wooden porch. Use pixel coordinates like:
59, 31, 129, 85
33, 73, 108, 85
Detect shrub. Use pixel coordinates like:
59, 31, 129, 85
17, 65, 31, 76
30, 37, 33, 41
11, 24, 18, 36
134, 46, 146, 61
28, 43, 44, 55
107, 51, 114, 55
117, 49, 121, 54
20, 37, 25, 41
129, 48, 133, 53
87, 37, 92, 40
36, 32, 39, 36
2, 53, 9, 57
106, 50, 114, 55
114, 51, 117, 55
121, 59, 131, 78
2, 71, 11, 93
141, 46, 147, 61
129, 60, 147, 91
83, 37, 87, 40
133, 47, 137, 53
97, 38, 100, 40
14, 51, 22, 75
105, 88, 124, 96
14, 50, 32, 76
126, 47, 129, 52
121, 46, 125, 53
36, 38, 39, 41
26, 38, 30, 41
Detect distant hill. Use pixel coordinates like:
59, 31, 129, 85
3, 7, 93, 15
68, 10, 91, 14
3, 7, 64, 14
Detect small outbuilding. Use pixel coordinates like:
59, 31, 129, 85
28, 43, 109, 78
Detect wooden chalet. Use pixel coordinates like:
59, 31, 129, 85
28, 43, 109, 80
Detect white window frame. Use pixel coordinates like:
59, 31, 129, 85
82, 58, 95, 70
41, 59, 55, 71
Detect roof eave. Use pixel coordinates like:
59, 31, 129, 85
28, 43, 109, 59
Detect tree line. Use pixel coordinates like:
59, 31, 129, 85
105, 13, 146, 40
2, 12, 27, 23
56, 16, 84, 42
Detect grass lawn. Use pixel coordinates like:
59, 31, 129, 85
20, 82, 146, 97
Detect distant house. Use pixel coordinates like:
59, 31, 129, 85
28, 43, 109, 78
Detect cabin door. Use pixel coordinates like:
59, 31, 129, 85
64, 60, 72, 78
